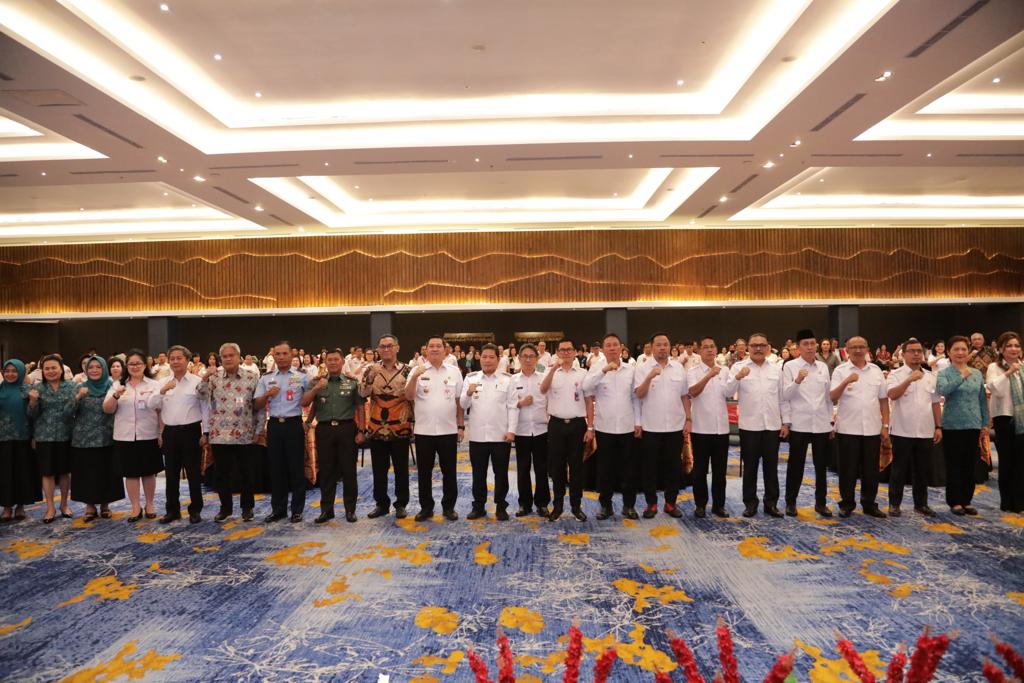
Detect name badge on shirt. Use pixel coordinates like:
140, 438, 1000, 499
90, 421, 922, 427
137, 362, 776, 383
286, 389, 295, 401
136, 399, 146, 410
235, 397, 245, 405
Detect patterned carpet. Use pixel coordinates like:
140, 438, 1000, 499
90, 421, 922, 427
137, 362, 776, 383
1, 443, 1022, 682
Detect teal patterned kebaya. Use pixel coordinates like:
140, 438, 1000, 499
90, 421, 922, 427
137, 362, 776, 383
65, 393, 114, 448
0, 360, 30, 442
27, 380, 77, 443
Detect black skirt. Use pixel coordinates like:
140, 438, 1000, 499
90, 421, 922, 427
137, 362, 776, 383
71, 445, 125, 505
114, 439, 164, 478
36, 441, 72, 477
0, 440, 41, 506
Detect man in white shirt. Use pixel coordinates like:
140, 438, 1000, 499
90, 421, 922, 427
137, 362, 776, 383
262, 349, 275, 373
634, 333, 691, 519
148, 344, 206, 524
536, 341, 552, 371
782, 329, 835, 518
830, 336, 890, 518
460, 344, 518, 521
241, 355, 260, 375
444, 342, 459, 368
636, 341, 653, 366
540, 338, 592, 521
151, 351, 172, 380
731, 333, 787, 518
511, 344, 551, 517
342, 347, 365, 378
886, 338, 942, 517
582, 333, 641, 520
688, 337, 739, 518
406, 336, 465, 522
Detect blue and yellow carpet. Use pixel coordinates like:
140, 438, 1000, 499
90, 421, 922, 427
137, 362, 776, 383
1, 445, 1022, 682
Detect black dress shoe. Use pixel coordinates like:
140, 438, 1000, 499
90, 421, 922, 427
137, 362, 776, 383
536, 506, 550, 517
241, 509, 254, 521
495, 509, 510, 521
815, 504, 834, 518
765, 505, 784, 518
366, 506, 388, 519
742, 505, 757, 518
414, 509, 433, 522
571, 507, 587, 522
642, 505, 657, 519
159, 513, 181, 525
951, 506, 966, 516
515, 507, 532, 517
914, 506, 936, 517
888, 506, 901, 518
548, 507, 563, 522
315, 511, 334, 524
596, 507, 613, 521
712, 507, 729, 519
395, 506, 407, 519
214, 510, 232, 523
785, 504, 798, 517
838, 509, 853, 518
188, 513, 201, 524
127, 513, 143, 523
623, 507, 639, 520
290, 514, 303, 523
345, 511, 357, 523
963, 506, 979, 516
264, 512, 287, 523
864, 507, 887, 519
442, 509, 458, 521
693, 507, 706, 519
466, 508, 486, 520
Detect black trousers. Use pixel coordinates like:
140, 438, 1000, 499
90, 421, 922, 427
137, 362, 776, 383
415, 433, 458, 513
691, 432, 729, 509
213, 443, 255, 512
740, 429, 780, 508
596, 431, 637, 509
469, 441, 511, 511
369, 438, 410, 510
514, 435, 550, 509
943, 428, 980, 507
162, 421, 203, 515
548, 417, 586, 509
268, 417, 307, 516
993, 416, 1024, 513
642, 430, 683, 507
889, 435, 932, 509
786, 431, 830, 507
315, 420, 357, 513
837, 434, 881, 512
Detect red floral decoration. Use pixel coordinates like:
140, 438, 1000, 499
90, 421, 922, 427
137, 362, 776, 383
496, 629, 515, 683
467, 648, 494, 683
762, 651, 795, 683
563, 621, 583, 683
885, 645, 907, 683
991, 637, 1024, 680
669, 633, 706, 683
716, 618, 740, 683
593, 648, 618, 683
837, 636, 878, 683
982, 658, 1007, 683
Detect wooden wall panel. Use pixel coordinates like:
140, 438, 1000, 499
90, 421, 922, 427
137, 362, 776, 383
0, 228, 1021, 314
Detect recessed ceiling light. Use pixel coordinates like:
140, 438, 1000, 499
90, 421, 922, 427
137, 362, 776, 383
179, 168, 184, 172
628, 153, 634, 159
676, 79, 685, 86
79, 207, 84, 211
762, 160, 775, 168
992, 77, 1001, 84
688, 220, 695, 225
368, 198, 374, 202
926, 153, 932, 157
874, 70, 892, 82
778, 153, 784, 157
190, 203, 196, 207
819, 178, 824, 182
157, 155, 167, 163
323, 162, 329, 167
474, 157, 480, 162
162, 192, 168, 196
213, 53, 222, 61
254, 91, 262, 98
353, 185, 359, 189
159, 3, 169, 11
298, 227, 305, 232
790, 139, 801, 147
40, 171, 46, 176
719, 195, 727, 202
254, 205, 264, 212
613, 192, 618, 197
193, 175, 206, 182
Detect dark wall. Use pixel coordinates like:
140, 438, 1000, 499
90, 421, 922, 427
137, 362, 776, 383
0, 322, 59, 364
174, 314, 372, 359
858, 303, 1023, 349
392, 309, 605, 352
629, 307, 830, 350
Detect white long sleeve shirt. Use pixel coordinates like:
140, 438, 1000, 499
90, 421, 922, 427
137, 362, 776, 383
545, 366, 587, 419
634, 359, 689, 433
510, 369, 548, 436
407, 363, 463, 436
831, 361, 888, 436
686, 362, 738, 435
582, 363, 640, 434
730, 358, 786, 431
460, 370, 519, 442
107, 377, 161, 441
147, 373, 204, 426
782, 357, 833, 433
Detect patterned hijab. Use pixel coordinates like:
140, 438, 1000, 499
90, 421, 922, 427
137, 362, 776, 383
0, 359, 27, 434
82, 355, 112, 399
